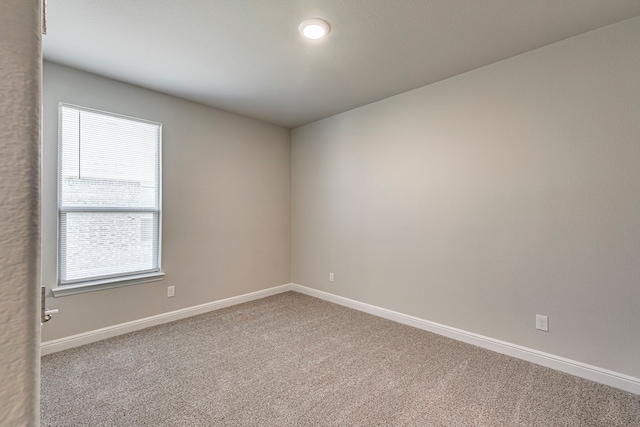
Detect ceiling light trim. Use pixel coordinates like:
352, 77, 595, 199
299, 18, 330, 40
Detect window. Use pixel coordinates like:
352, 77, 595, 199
55, 104, 163, 295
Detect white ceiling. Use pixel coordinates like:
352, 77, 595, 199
43, 1, 640, 128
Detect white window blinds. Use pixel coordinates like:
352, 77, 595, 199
59, 104, 162, 285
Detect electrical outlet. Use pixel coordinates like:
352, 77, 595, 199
536, 314, 548, 332
167, 286, 175, 298
329, 272, 334, 282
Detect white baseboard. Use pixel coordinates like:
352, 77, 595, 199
291, 284, 640, 395
41, 282, 639, 395
41, 284, 293, 356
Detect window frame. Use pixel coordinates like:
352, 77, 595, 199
52, 103, 164, 297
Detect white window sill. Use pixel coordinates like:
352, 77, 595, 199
52, 272, 165, 297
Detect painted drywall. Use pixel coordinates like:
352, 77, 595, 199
291, 17, 640, 378
0, 0, 41, 425
41, 62, 291, 341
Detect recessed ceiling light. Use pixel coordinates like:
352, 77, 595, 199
299, 18, 330, 40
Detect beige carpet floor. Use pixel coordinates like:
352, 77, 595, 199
41, 291, 640, 426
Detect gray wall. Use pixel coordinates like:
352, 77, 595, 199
291, 17, 640, 378
0, 0, 41, 424
42, 62, 291, 341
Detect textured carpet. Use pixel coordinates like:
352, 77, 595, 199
41, 292, 640, 426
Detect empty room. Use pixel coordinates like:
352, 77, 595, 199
1, 1, 640, 426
